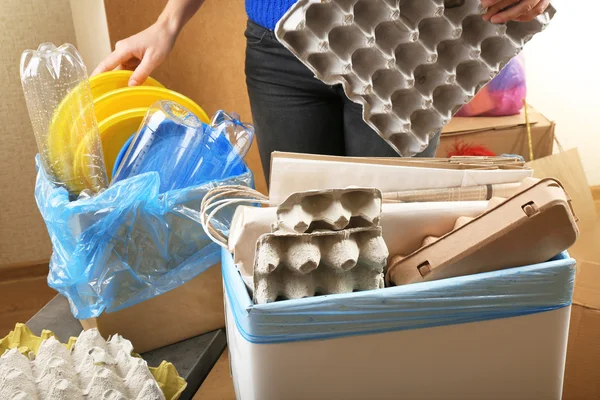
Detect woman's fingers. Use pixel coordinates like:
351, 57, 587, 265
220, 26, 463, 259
481, 0, 505, 7
513, 0, 550, 22
482, 0, 520, 21
491, 0, 541, 23
91, 46, 135, 76
128, 52, 161, 86
482, 0, 548, 23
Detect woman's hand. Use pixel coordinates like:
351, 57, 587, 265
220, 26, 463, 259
91, 20, 178, 86
482, 0, 551, 24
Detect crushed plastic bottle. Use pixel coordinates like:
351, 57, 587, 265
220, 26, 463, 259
20, 43, 108, 195
112, 101, 253, 193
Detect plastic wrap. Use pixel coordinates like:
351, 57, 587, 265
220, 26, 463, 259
222, 248, 575, 344
20, 43, 108, 196
456, 55, 526, 117
35, 157, 253, 320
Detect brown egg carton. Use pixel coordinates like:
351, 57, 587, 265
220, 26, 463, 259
275, 188, 382, 233
386, 177, 579, 286
254, 227, 388, 304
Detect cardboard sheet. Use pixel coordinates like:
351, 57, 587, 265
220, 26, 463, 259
269, 153, 533, 205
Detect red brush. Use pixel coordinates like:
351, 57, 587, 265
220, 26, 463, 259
446, 141, 496, 157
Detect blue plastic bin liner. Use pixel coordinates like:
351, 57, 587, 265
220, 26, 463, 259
222, 248, 575, 344
35, 156, 253, 319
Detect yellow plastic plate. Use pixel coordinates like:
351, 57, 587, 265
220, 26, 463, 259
94, 86, 210, 124
90, 70, 164, 99
97, 107, 148, 179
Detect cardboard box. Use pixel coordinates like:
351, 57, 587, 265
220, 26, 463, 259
562, 219, 600, 400
80, 264, 224, 353
437, 107, 555, 161
527, 150, 600, 399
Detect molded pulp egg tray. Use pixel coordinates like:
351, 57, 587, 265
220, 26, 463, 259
275, 0, 555, 156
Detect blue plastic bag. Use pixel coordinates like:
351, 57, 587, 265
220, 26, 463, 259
35, 156, 253, 319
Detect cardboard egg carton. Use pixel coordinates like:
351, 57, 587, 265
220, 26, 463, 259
275, 0, 555, 156
386, 177, 579, 286
0, 329, 166, 400
276, 188, 382, 233
254, 227, 388, 304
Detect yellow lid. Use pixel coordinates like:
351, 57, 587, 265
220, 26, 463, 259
94, 86, 210, 124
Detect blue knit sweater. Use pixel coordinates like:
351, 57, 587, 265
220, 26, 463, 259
246, 0, 297, 30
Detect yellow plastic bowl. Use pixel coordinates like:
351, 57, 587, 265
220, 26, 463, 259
89, 70, 164, 99
97, 108, 148, 179
94, 86, 210, 124
47, 75, 210, 193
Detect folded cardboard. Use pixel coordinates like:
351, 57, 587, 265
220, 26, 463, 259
269, 152, 533, 204
386, 178, 579, 286
437, 106, 555, 161
80, 264, 224, 353
383, 182, 522, 203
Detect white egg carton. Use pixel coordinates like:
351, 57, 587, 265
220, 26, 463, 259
275, 0, 555, 156
276, 187, 382, 233
254, 227, 388, 304
0, 329, 165, 400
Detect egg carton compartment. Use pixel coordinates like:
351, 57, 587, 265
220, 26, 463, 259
254, 227, 388, 304
276, 188, 383, 233
276, 0, 554, 157
0, 329, 165, 400
386, 178, 579, 286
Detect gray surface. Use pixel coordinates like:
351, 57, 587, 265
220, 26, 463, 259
27, 295, 227, 400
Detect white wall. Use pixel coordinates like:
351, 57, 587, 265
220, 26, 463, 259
524, 0, 599, 185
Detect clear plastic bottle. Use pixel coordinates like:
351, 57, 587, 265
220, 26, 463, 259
20, 43, 108, 195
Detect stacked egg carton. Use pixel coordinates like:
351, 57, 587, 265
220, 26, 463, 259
0, 329, 165, 400
254, 188, 389, 304
275, 0, 555, 156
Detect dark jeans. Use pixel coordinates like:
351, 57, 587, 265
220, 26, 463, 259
244, 20, 440, 182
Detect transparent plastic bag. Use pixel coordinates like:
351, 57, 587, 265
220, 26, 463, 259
35, 156, 253, 319
21, 43, 108, 195
455, 55, 526, 117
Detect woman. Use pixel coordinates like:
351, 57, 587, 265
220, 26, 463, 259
93, 0, 550, 181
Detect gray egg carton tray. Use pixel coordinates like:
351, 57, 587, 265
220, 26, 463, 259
254, 227, 388, 304
276, 187, 382, 233
275, 0, 555, 156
